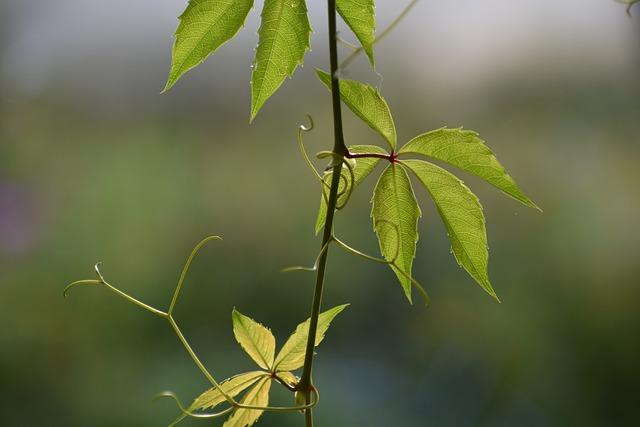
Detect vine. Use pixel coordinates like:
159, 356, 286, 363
72, 2, 640, 426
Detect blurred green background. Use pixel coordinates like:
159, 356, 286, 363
1, 1, 639, 426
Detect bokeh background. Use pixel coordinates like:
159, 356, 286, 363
1, 0, 639, 426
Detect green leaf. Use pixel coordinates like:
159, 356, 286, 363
232, 309, 276, 370
223, 377, 271, 427
275, 371, 299, 388
273, 304, 349, 371
398, 128, 540, 210
250, 0, 311, 121
315, 145, 389, 234
336, 0, 376, 66
371, 164, 421, 302
403, 160, 498, 300
190, 371, 268, 411
316, 70, 397, 150
165, 0, 255, 91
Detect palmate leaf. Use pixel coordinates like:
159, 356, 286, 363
403, 160, 498, 300
336, 0, 376, 66
316, 70, 397, 150
315, 144, 389, 234
190, 371, 268, 411
371, 164, 421, 302
165, 0, 254, 91
250, 0, 311, 121
223, 377, 271, 427
273, 304, 349, 371
399, 128, 540, 210
232, 309, 276, 370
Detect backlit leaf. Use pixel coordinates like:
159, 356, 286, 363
232, 309, 276, 370
190, 371, 268, 411
275, 371, 299, 388
403, 159, 498, 300
316, 70, 397, 150
273, 304, 349, 371
315, 145, 389, 234
371, 164, 421, 302
223, 377, 271, 427
165, 0, 254, 91
399, 128, 539, 210
336, 0, 375, 66
250, 0, 311, 121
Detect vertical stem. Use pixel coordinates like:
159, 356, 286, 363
298, 1, 347, 425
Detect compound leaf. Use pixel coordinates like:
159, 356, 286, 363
223, 377, 271, 427
399, 128, 540, 210
165, 0, 254, 91
315, 144, 389, 234
251, 0, 311, 121
403, 159, 498, 300
316, 70, 396, 150
190, 371, 268, 411
371, 164, 421, 302
336, 0, 376, 66
232, 309, 276, 370
273, 304, 349, 371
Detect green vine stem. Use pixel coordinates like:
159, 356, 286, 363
297, 2, 348, 426
64, 237, 320, 420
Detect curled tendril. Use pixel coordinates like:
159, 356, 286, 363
155, 391, 233, 425
331, 224, 431, 306
281, 240, 331, 273
297, 114, 326, 186
64, 235, 323, 427
63, 279, 101, 297
320, 171, 350, 206
159, 386, 320, 427
336, 158, 355, 210
316, 152, 356, 210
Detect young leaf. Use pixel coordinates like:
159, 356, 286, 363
336, 0, 376, 66
190, 371, 268, 411
315, 144, 389, 234
403, 160, 498, 300
232, 309, 276, 370
371, 164, 421, 302
316, 70, 397, 150
223, 377, 271, 427
398, 128, 540, 210
250, 0, 312, 121
273, 304, 349, 371
165, 0, 255, 91
275, 371, 299, 388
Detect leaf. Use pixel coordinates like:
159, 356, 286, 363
223, 377, 271, 427
336, 0, 376, 66
403, 160, 498, 300
315, 145, 389, 234
165, 0, 255, 91
250, 0, 311, 121
232, 309, 276, 370
275, 371, 299, 388
190, 371, 268, 411
371, 164, 421, 302
316, 70, 397, 150
273, 304, 349, 371
398, 128, 540, 210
